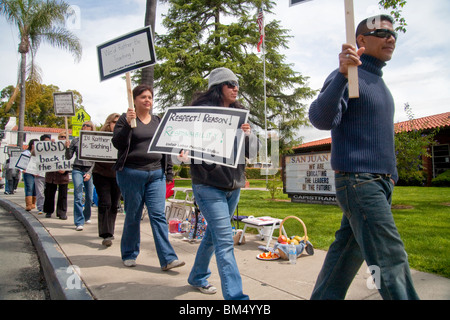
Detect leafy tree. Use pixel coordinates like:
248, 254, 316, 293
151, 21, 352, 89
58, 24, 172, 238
0, 0, 82, 146
395, 103, 437, 185
1, 82, 84, 129
143, 0, 317, 151
378, 0, 407, 33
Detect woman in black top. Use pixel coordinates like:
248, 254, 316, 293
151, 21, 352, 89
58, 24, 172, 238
93, 113, 121, 247
112, 84, 184, 271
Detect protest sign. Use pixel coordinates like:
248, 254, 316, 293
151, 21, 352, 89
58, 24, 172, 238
148, 106, 249, 168
289, 0, 312, 6
53, 91, 75, 139
15, 153, 30, 171
34, 141, 72, 172
53, 92, 75, 116
78, 131, 118, 163
97, 26, 156, 128
97, 26, 156, 81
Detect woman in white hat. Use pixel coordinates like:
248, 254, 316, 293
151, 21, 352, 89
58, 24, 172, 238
180, 67, 257, 300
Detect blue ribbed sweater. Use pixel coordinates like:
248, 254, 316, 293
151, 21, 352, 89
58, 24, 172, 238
309, 54, 398, 182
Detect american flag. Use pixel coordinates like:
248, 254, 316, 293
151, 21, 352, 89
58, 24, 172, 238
257, 7, 264, 52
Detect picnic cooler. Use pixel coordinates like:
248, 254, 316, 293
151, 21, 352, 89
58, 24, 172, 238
274, 216, 314, 260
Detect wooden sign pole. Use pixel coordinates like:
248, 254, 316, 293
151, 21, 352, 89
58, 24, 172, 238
64, 116, 69, 141
125, 72, 137, 128
344, 0, 359, 98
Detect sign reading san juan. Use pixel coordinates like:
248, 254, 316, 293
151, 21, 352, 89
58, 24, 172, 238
148, 106, 249, 168
284, 151, 336, 205
97, 26, 156, 81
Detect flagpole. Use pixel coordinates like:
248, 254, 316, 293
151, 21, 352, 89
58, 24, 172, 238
262, 11, 269, 188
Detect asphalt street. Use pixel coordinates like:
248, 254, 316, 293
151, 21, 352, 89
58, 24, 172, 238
0, 205, 50, 300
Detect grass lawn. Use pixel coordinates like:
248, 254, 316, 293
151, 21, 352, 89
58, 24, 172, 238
174, 179, 450, 278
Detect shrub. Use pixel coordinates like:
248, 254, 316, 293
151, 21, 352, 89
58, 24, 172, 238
431, 170, 450, 187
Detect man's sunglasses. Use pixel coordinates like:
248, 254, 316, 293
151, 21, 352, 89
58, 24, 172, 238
362, 29, 397, 41
223, 81, 239, 89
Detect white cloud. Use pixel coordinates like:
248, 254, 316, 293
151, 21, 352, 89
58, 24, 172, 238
1, 0, 449, 141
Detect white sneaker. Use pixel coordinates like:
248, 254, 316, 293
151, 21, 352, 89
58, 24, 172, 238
86, 220, 92, 224
123, 259, 137, 267
162, 260, 185, 271
196, 284, 217, 295
75, 225, 84, 231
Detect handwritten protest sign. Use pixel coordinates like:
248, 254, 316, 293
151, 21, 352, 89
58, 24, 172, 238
53, 92, 75, 116
148, 107, 249, 168
34, 141, 72, 172
97, 26, 156, 128
15, 153, 31, 171
289, 0, 312, 6
97, 26, 156, 82
78, 131, 118, 163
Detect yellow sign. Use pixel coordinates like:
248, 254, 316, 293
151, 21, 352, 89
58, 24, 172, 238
71, 109, 91, 126
71, 125, 82, 137
71, 109, 91, 137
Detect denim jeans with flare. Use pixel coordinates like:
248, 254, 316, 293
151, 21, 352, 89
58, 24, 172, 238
188, 184, 249, 300
116, 167, 178, 267
72, 169, 94, 227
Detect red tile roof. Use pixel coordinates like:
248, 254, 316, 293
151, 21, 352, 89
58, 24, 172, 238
295, 112, 449, 150
11, 126, 72, 134
394, 112, 450, 133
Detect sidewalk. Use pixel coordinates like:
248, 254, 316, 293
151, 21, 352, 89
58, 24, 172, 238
1, 188, 449, 301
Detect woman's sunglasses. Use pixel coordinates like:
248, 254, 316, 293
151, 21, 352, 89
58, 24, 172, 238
223, 81, 239, 89
362, 29, 397, 41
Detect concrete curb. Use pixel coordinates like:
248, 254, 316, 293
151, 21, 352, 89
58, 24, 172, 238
0, 198, 93, 300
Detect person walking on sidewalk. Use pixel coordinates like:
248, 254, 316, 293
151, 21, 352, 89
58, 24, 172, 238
65, 121, 95, 231
179, 67, 258, 300
34, 134, 51, 215
93, 113, 121, 247
22, 139, 38, 211
44, 132, 69, 220
308, 14, 419, 300
112, 84, 184, 271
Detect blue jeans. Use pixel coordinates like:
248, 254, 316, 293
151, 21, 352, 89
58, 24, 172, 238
188, 184, 249, 300
72, 169, 94, 227
311, 173, 419, 300
23, 172, 35, 196
116, 167, 178, 267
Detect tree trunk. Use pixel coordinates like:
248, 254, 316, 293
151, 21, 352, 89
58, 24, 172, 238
17, 52, 27, 147
141, 0, 157, 87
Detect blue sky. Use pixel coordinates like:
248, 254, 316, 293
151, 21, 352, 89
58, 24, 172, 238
1, 0, 449, 143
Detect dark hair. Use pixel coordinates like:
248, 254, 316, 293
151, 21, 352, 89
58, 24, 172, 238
191, 84, 244, 109
27, 139, 39, 151
356, 14, 395, 46
40, 134, 51, 141
133, 84, 153, 101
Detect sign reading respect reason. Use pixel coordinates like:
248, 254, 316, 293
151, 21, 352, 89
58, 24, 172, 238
97, 26, 156, 82
148, 107, 249, 168
78, 131, 118, 163
34, 141, 73, 172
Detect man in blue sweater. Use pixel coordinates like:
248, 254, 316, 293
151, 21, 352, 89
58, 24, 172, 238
309, 15, 419, 300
